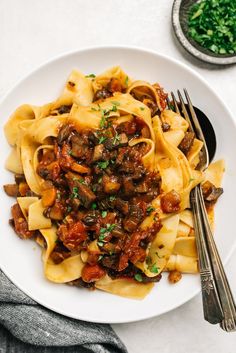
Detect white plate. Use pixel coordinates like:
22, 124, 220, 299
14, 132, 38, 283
0, 46, 235, 324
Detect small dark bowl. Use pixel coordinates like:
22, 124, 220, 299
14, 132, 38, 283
172, 0, 236, 65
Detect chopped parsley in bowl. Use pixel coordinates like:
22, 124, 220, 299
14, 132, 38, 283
188, 0, 236, 56
172, 0, 236, 65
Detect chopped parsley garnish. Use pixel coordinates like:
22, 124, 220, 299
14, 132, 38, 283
98, 224, 116, 245
99, 115, 107, 129
111, 101, 120, 106
112, 132, 120, 145
188, 0, 236, 55
110, 104, 117, 112
85, 73, 96, 78
101, 211, 108, 218
78, 179, 86, 185
140, 107, 145, 111
146, 256, 160, 273
134, 273, 143, 282
125, 76, 129, 87
98, 233, 106, 242
56, 191, 61, 200
97, 160, 109, 169
109, 195, 116, 201
106, 223, 116, 232
98, 254, 104, 261
67, 206, 72, 213
98, 135, 107, 144
68, 150, 73, 155
98, 177, 102, 183
146, 206, 155, 215
72, 187, 78, 198
150, 263, 159, 274
91, 202, 97, 210
189, 177, 195, 183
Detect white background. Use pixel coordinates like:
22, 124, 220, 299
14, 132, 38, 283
1, 0, 236, 352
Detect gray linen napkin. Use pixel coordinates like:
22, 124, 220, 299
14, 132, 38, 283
0, 270, 128, 353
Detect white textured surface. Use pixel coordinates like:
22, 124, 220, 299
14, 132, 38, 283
0, 0, 236, 352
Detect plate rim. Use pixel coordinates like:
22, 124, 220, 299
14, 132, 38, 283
0, 45, 236, 324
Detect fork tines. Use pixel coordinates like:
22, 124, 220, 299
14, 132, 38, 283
170, 90, 209, 169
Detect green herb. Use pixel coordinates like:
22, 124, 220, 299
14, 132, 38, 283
189, 177, 195, 183
85, 73, 96, 78
67, 206, 72, 213
99, 115, 107, 129
188, 0, 236, 55
98, 224, 116, 244
146, 206, 155, 215
72, 187, 78, 198
73, 177, 79, 181
125, 76, 129, 87
111, 101, 120, 106
97, 160, 109, 169
97, 241, 104, 247
91, 107, 99, 111
56, 191, 61, 200
92, 185, 97, 192
150, 263, 159, 274
78, 179, 86, 185
106, 223, 116, 232
98, 177, 102, 184
99, 233, 106, 242
112, 132, 120, 145
101, 211, 108, 218
140, 107, 145, 111
109, 195, 116, 201
98, 135, 107, 144
91, 202, 97, 210
68, 150, 73, 155
98, 254, 104, 261
134, 273, 143, 282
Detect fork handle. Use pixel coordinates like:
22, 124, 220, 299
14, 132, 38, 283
197, 187, 236, 331
190, 186, 223, 324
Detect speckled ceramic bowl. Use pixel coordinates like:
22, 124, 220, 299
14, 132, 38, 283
172, 0, 236, 65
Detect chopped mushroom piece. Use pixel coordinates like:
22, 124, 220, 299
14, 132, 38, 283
168, 270, 182, 284
77, 183, 96, 208
3, 184, 19, 197
92, 144, 105, 162
161, 190, 181, 213
178, 132, 195, 155
202, 181, 223, 203
102, 175, 121, 194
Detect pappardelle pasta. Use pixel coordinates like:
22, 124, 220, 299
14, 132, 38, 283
3, 66, 224, 299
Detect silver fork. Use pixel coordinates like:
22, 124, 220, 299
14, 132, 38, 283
170, 90, 236, 331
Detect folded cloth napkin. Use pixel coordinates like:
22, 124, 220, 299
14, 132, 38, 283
0, 270, 127, 353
